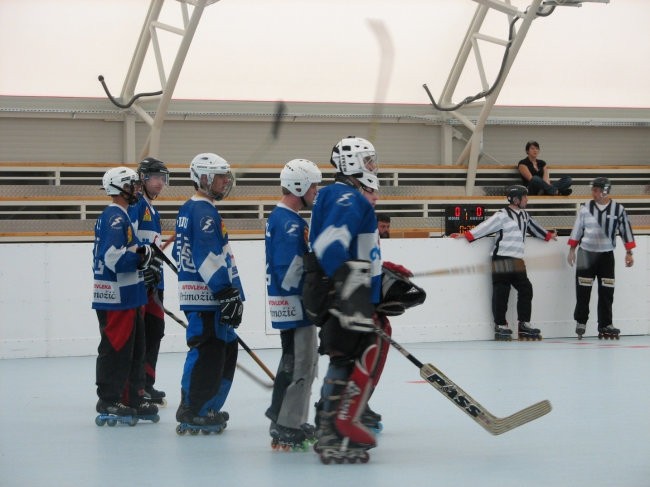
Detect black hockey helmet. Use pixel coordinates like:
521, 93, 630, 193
591, 177, 611, 194
506, 185, 528, 204
138, 157, 169, 182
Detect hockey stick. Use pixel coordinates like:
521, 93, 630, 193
236, 336, 276, 382
412, 253, 563, 279
366, 19, 395, 144
373, 326, 551, 435
153, 249, 276, 386
239, 100, 287, 167
162, 306, 273, 389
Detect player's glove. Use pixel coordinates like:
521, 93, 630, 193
136, 245, 155, 270
216, 287, 243, 328
143, 255, 163, 288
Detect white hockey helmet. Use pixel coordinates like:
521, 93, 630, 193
190, 152, 233, 200
102, 166, 138, 196
280, 159, 322, 197
330, 136, 378, 178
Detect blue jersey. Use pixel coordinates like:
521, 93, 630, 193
308, 182, 382, 303
265, 203, 311, 330
172, 195, 245, 312
92, 203, 147, 310
128, 195, 164, 290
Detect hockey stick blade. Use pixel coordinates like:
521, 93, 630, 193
373, 326, 551, 435
419, 363, 552, 435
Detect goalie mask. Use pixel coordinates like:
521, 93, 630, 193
330, 136, 378, 178
377, 265, 427, 316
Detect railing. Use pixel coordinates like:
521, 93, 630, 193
0, 162, 648, 241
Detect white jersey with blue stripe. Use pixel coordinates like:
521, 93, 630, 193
128, 195, 164, 290
173, 195, 245, 311
308, 182, 381, 303
92, 203, 147, 310
265, 203, 311, 330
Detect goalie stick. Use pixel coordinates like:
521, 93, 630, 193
373, 326, 551, 435
162, 306, 274, 389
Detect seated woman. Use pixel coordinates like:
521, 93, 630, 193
517, 141, 572, 196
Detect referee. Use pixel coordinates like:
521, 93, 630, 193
567, 177, 636, 339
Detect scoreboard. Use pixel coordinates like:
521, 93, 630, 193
444, 205, 486, 235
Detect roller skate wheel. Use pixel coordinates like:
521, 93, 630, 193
176, 425, 185, 435
128, 417, 138, 426
189, 428, 199, 435
152, 415, 160, 424
95, 416, 106, 427
319, 454, 332, 465
333, 456, 345, 464
107, 418, 117, 427
360, 452, 370, 463
201, 429, 211, 435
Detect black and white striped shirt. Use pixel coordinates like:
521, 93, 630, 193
568, 200, 636, 253
466, 207, 551, 259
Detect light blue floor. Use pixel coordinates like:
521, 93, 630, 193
1, 336, 649, 487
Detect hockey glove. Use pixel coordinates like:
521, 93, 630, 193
136, 245, 155, 270
216, 287, 244, 328
143, 255, 163, 288
377, 264, 426, 316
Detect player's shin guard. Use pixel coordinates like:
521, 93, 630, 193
335, 344, 380, 447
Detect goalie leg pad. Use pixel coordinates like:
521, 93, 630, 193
335, 343, 381, 447
372, 316, 391, 388
329, 260, 375, 332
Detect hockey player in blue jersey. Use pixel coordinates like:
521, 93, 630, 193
304, 136, 393, 463
265, 159, 322, 451
93, 166, 161, 423
172, 153, 244, 433
128, 157, 169, 405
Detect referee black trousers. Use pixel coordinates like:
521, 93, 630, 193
574, 249, 615, 328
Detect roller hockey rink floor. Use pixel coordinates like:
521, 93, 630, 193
2, 336, 650, 487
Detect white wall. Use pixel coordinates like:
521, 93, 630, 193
1, 236, 647, 359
